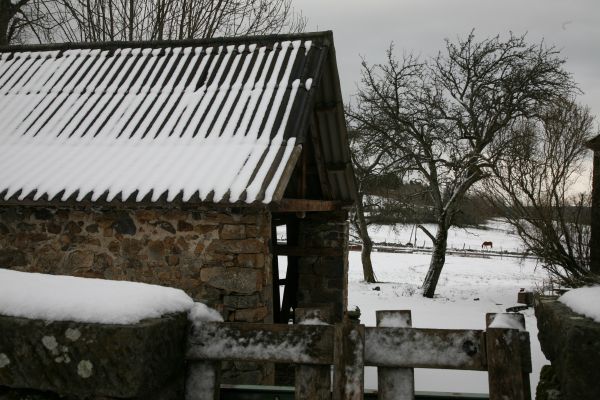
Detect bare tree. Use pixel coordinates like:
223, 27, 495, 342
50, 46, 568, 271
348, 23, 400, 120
348, 32, 575, 297
42, 0, 305, 42
348, 126, 408, 283
485, 100, 598, 286
0, 0, 58, 45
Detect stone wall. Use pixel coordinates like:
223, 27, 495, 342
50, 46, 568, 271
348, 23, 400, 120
297, 212, 348, 322
0, 205, 272, 324
535, 296, 600, 400
0, 313, 187, 399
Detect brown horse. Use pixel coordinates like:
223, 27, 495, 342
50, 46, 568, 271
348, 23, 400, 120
482, 241, 493, 249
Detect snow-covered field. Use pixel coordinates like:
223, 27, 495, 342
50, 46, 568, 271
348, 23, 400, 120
363, 219, 525, 253
347, 250, 547, 397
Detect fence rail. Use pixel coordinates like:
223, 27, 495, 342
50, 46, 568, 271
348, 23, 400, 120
186, 309, 531, 400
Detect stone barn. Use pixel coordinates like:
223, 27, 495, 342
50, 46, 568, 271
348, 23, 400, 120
0, 31, 356, 382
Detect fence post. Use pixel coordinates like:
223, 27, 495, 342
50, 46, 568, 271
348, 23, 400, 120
376, 310, 415, 400
333, 317, 365, 400
295, 307, 332, 400
485, 313, 531, 400
185, 361, 220, 400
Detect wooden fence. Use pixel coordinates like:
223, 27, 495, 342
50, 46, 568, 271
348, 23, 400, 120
186, 309, 531, 400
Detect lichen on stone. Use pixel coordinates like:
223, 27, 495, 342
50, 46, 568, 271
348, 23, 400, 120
65, 328, 82, 342
0, 353, 10, 368
41, 335, 58, 353
77, 360, 93, 378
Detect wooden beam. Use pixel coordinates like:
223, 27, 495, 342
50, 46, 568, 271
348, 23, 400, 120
310, 116, 333, 199
187, 322, 334, 365
274, 245, 343, 257
314, 101, 339, 112
364, 327, 487, 371
271, 145, 303, 202
325, 162, 349, 172
270, 198, 342, 212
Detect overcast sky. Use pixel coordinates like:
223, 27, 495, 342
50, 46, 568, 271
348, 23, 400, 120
297, 0, 600, 119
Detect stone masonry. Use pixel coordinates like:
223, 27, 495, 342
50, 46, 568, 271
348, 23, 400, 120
0, 205, 272, 325
297, 212, 348, 322
0, 312, 187, 399
535, 296, 600, 400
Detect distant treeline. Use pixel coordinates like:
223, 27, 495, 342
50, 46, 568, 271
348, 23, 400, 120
363, 178, 590, 228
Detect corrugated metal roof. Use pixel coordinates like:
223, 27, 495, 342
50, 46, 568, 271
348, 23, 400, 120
0, 33, 334, 204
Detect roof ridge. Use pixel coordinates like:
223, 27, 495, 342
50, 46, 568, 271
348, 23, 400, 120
0, 31, 333, 54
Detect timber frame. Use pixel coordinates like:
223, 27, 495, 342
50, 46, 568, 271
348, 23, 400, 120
187, 309, 533, 400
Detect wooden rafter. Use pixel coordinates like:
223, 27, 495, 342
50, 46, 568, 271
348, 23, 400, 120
270, 198, 349, 212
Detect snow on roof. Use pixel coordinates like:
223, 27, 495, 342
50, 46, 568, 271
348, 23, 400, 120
0, 269, 194, 324
559, 285, 600, 323
0, 34, 330, 205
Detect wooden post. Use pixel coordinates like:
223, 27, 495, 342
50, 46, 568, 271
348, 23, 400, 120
185, 361, 220, 400
295, 307, 332, 400
333, 318, 365, 400
376, 310, 415, 400
485, 313, 530, 400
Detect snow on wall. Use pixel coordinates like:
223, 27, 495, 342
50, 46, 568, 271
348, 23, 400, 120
0, 40, 316, 204
0, 269, 194, 324
559, 286, 600, 323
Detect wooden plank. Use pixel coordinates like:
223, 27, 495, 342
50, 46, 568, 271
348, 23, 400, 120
486, 313, 531, 400
485, 313, 532, 373
364, 327, 487, 371
270, 198, 342, 212
187, 322, 334, 365
333, 319, 365, 400
274, 245, 343, 257
185, 361, 220, 400
485, 328, 527, 400
295, 307, 332, 400
310, 116, 333, 199
325, 162, 349, 172
270, 145, 303, 202
376, 311, 414, 400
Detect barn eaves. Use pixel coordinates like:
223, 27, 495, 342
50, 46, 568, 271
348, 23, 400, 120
0, 31, 356, 209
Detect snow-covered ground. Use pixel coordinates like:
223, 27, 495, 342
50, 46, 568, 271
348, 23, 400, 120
362, 219, 525, 253
346, 250, 548, 397
278, 219, 547, 396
